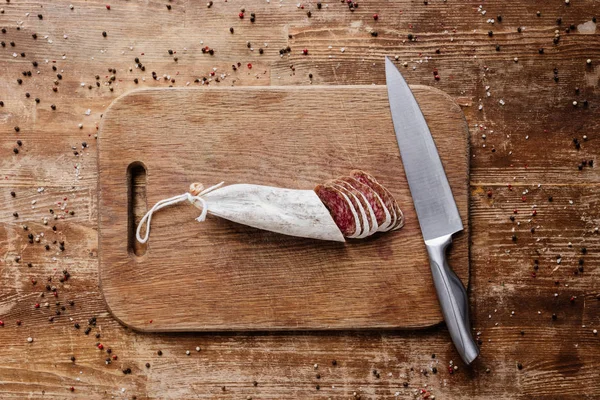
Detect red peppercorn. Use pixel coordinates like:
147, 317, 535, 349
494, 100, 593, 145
98, 343, 104, 350
106, 4, 110, 10
513, 209, 518, 214
247, 63, 252, 69
0, 321, 4, 327
434, 74, 440, 80
70, 387, 75, 392
16, 320, 22, 326
570, 296, 576, 303
35, 303, 40, 308
239, 12, 244, 18
302, 48, 308, 55
373, 13, 378, 20
521, 196, 526, 202
487, 190, 493, 198
112, 355, 118, 360
532, 210, 537, 216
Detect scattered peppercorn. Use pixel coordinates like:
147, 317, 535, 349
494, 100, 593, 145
102, 31, 107, 37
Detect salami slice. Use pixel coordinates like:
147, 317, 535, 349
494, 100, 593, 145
350, 170, 404, 232
338, 176, 392, 232
332, 179, 378, 237
314, 184, 360, 238
329, 183, 368, 238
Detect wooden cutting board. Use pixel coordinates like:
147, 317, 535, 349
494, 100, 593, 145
97, 85, 470, 332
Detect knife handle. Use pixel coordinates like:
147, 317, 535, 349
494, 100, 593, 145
425, 234, 479, 365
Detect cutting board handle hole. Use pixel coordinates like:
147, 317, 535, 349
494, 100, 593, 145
127, 161, 148, 257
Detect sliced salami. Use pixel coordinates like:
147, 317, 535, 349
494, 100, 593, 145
329, 183, 368, 238
332, 179, 378, 237
350, 170, 404, 232
338, 176, 392, 232
314, 184, 360, 238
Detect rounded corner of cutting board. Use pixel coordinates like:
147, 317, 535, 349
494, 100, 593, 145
99, 278, 150, 333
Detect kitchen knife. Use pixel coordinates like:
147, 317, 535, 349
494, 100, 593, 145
385, 57, 479, 365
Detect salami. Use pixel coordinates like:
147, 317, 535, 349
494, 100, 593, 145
314, 184, 359, 238
328, 183, 367, 238
333, 180, 378, 237
136, 170, 403, 244
350, 170, 405, 231
338, 176, 391, 232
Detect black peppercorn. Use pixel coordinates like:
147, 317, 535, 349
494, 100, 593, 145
517, 27, 522, 33
517, 363, 523, 370
102, 31, 107, 37
229, 27, 234, 33
539, 48, 544, 54
488, 31, 493, 37
157, 350, 163, 356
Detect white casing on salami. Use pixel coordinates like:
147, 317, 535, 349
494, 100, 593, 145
200, 184, 346, 242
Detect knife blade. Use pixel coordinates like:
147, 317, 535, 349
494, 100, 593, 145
385, 57, 479, 365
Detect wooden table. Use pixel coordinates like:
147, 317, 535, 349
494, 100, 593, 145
1, 1, 598, 398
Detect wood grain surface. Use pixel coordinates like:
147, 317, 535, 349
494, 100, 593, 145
0, 0, 599, 398
97, 85, 469, 331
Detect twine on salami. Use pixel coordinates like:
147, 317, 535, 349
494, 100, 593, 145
135, 170, 404, 245
136, 182, 224, 244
